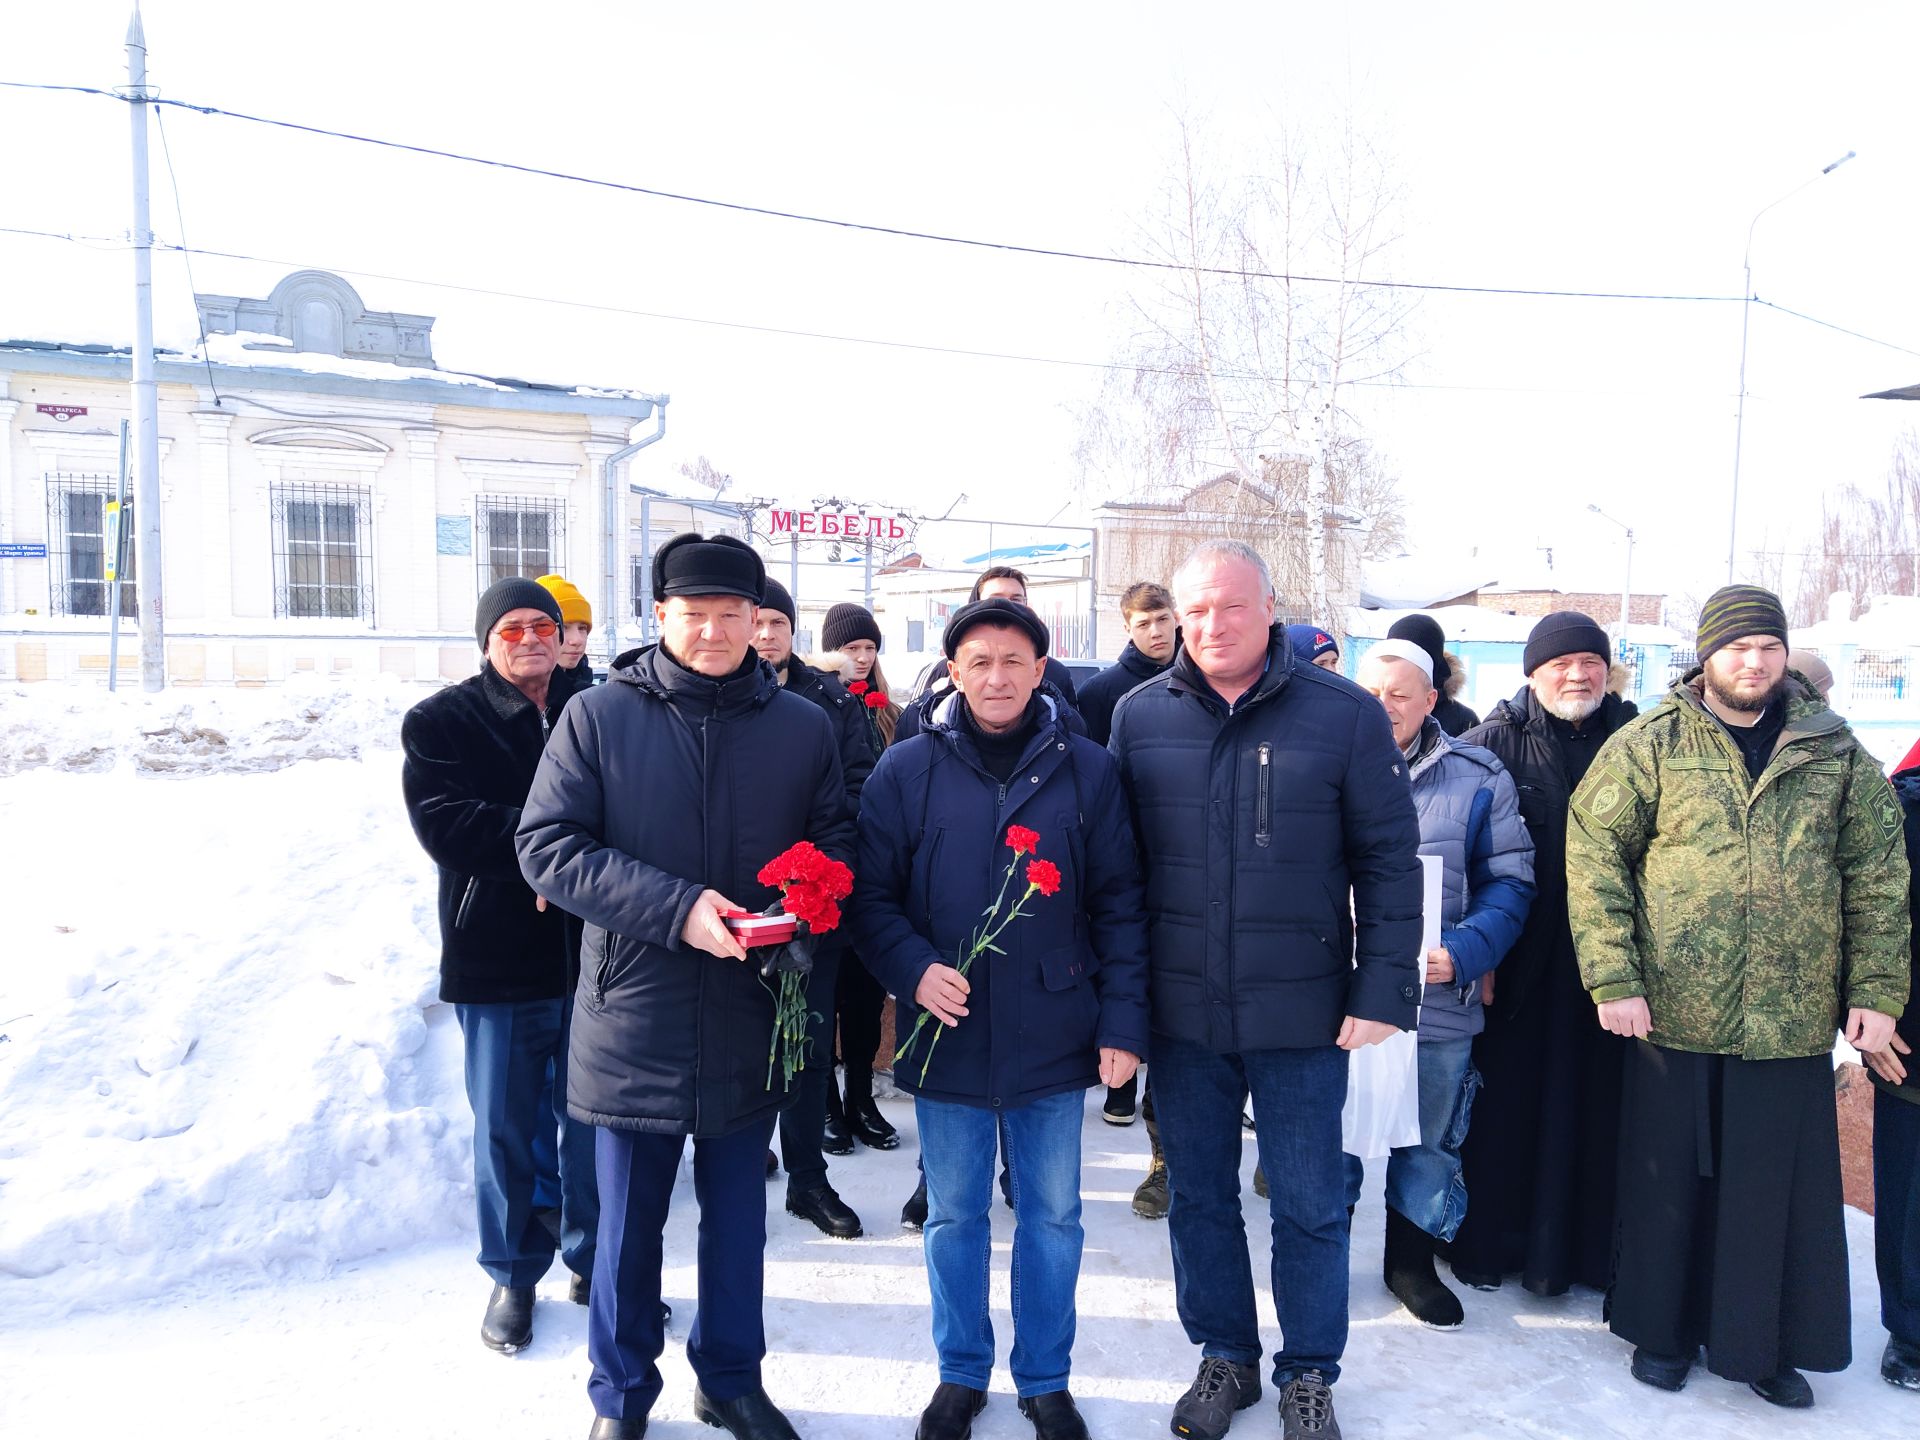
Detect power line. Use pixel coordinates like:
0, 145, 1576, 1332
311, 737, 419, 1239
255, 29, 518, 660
0, 77, 1744, 304
153, 106, 222, 404
1752, 298, 1920, 361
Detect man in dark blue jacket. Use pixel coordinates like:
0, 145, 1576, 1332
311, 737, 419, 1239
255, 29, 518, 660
517, 534, 854, 1440
855, 598, 1150, 1440
402, 577, 597, 1357
1109, 541, 1423, 1440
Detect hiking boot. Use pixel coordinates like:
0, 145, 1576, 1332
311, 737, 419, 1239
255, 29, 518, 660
1628, 1347, 1691, 1391
569, 1271, 591, 1305
1170, 1356, 1260, 1439
916, 1383, 988, 1440
1018, 1390, 1090, 1440
1278, 1371, 1339, 1440
1103, 1074, 1139, 1125
786, 1185, 863, 1239
1252, 1165, 1268, 1200
1133, 1161, 1170, 1220
1383, 1208, 1463, 1330
1748, 1368, 1814, 1409
480, 1283, 534, 1353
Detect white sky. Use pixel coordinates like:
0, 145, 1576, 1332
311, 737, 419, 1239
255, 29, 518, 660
5, 0, 1918, 606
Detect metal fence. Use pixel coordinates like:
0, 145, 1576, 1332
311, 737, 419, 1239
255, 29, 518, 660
477, 495, 566, 592
271, 482, 375, 621
44, 474, 136, 618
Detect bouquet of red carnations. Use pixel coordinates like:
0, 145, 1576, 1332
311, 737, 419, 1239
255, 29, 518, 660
748, 841, 854, 1092
895, 824, 1060, 1085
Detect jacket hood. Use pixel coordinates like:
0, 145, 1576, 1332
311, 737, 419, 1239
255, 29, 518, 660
611, 641, 779, 718
926, 686, 1070, 739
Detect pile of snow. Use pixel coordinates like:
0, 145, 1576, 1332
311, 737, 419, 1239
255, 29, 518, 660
0, 681, 468, 1323
0, 674, 419, 778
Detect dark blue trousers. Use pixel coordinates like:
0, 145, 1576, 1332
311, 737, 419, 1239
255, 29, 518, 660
1877, 1087, 1920, 1346
455, 999, 597, 1287
588, 1117, 778, 1421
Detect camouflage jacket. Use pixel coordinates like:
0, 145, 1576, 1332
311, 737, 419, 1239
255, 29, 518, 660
1566, 672, 1910, 1060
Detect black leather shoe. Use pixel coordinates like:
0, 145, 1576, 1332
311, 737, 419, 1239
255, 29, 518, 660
1018, 1390, 1089, 1440
787, 1185, 863, 1238
1748, 1368, 1814, 1408
916, 1382, 988, 1440
570, 1271, 591, 1305
849, 1093, 901, 1150
481, 1283, 534, 1353
692, 1385, 800, 1439
1885, 1338, 1920, 1389
1628, 1347, 1691, 1392
589, 1417, 647, 1439
823, 1079, 855, 1155
902, 1176, 929, 1230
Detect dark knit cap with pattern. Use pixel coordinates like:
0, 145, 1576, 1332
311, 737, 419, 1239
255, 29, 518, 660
1523, 610, 1611, 675
651, 532, 765, 604
821, 602, 883, 653
758, 578, 796, 627
1696, 584, 1788, 660
475, 576, 563, 650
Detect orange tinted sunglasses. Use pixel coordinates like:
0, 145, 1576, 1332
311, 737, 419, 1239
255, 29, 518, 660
495, 619, 558, 643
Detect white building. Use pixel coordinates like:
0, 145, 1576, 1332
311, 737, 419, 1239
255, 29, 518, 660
0, 270, 666, 686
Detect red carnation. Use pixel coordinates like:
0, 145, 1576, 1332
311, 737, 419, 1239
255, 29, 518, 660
847, 680, 869, 696
865, 691, 889, 709
1005, 825, 1040, 856
756, 841, 853, 935
1027, 858, 1062, 897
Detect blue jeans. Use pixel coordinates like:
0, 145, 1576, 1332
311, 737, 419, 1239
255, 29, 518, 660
1876, 1087, 1920, 1346
455, 998, 597, 1287
589, 1117, 778, 1420
1342, 1036, 1479, 1241
1151, 1034, 1349, 1386
917, 1090, 1086, 1397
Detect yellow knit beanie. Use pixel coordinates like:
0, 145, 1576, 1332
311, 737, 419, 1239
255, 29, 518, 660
535, 574, 592, 627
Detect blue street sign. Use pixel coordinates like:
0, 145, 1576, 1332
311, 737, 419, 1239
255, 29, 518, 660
0, 543, 48, 559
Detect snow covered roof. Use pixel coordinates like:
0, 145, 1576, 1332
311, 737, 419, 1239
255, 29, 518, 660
960, 540, 1091, 566
1347, 603, 1682, 647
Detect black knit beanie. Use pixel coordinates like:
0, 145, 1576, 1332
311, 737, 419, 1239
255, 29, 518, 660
821, 602, 882, 652
1696, 585, 1788, 660
476, 576, 563, 650
1386, 614, 1451, 686
759, 578, 796, 627
1523, 610, 1611, 675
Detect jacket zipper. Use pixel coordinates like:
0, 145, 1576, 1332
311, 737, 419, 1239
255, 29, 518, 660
454, 876, 478, 928
1255, 743, 1272, 847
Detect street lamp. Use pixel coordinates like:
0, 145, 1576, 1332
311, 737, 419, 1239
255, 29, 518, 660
1587, 505, 1635, 646
1727, 149, 1856, 583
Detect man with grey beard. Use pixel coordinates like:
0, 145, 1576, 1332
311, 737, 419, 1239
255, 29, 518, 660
1442, 612, 1640, 1298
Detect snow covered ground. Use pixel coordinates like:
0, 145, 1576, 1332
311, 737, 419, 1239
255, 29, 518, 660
1, 681, 1912, 1438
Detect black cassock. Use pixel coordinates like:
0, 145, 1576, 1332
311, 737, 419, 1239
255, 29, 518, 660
1607, 1040, 1850, 1380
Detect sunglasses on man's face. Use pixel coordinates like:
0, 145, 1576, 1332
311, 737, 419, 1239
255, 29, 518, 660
495, 619, 558, 644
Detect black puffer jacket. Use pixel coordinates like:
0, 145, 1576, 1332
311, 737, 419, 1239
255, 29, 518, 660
516, 644, 855, 1138
1880, 767, 1920, 1102
1077, 642, 1175, 747
781, 656, 875, 805
1109, 628, 1424, 1050
1459, 685, 1637, 1021
401, 662, 574, 1005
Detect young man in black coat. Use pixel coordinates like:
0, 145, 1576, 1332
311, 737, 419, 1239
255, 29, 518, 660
518, 535, 855, 1440
854, 598, 1150, 1440
1109, 541, 1423, 1440
401, 577, 598, 1355
1866, 762, 1920, 1391
752, 578, 871, 1239
1444, 611, 1637, 1298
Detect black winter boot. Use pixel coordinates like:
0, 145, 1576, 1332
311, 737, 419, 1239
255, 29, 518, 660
915, 1382, 988, 1440
823, 1072, 854, 1155
1017, 1390, 1090, 1440
786, 1185, 863, 1239
1133, 1086, 1170, 1220
692, 1385, 800, 1440
846, 1068, 900, 1150
480, 1283, 535, 1353
1383, 1208, 1463, 1330
901, 1175, 929, 1230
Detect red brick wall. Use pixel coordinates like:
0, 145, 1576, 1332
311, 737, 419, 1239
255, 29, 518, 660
1474, 591, 1663, 625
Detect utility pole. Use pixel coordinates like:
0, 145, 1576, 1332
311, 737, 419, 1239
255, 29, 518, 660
126, 6, 165, 691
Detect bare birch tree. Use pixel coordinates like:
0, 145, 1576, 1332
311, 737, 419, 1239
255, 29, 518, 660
1076, 108, 1415, 623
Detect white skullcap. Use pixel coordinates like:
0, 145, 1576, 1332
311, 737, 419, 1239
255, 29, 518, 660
1363, 639, 1435, 686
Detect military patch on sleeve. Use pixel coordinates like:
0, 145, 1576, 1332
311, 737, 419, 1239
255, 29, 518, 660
1873, 778, 1903, 836
1572, 764, 1637, 830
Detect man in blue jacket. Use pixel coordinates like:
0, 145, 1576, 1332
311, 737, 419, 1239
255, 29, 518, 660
855, 597, 1150, 1440
1350, 640, 1534, 1330
1108, 541, 1423, 1440
518, 534, 854, 1440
